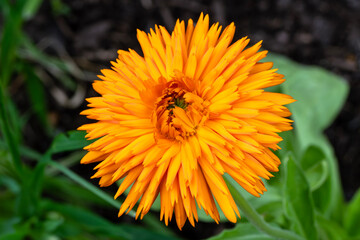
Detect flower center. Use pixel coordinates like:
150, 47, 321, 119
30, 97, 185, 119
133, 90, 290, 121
167, 97, 188, 111
153, 81, 209, 141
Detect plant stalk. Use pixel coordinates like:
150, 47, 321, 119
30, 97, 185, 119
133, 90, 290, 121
0, 85, 23, 176
225, 177, 304, 240
48, 160, 175, 237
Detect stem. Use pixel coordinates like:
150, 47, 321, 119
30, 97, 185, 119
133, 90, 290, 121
15, 144, 174, 236
45, 151, 85, 176
0, 85, 23, 176
48, 160, 131, 214
48, 160, 175, 237
225, 177, 304, 240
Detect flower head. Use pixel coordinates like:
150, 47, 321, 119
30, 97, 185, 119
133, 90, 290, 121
79, 13, 295, 229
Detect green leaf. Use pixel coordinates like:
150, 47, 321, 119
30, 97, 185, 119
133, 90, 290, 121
47, 160, 128, 214
250, 189, 284, 225
344, 189, 360, 237
301, 146, 328, 191
0, 217, 32, 240
22, 0, 43, 19
50, 0, 70, 16
0, 148, 20, 180
41, 200, 126, 230
50, 131, 92, 154
0, 2, 23, 85
0, 231, 27, 240
43, 176, 108, 206
0, 218, 20, 240
6, 98, 26, 145
305, 160, 328, 191
317, 214, 349, 240
300, 146, 326, 170
0, 86, 23, 177
277, 130, 297, 159
208, 223, 274, 240
40, 211, 64, 233
0, 1, 10, 17
41, 200, 175, 240
283, 154, 317, 240
24, 64, 50, 131
15, 132, 90, 221
16, 169, 41, 218
0, 175, 20, 194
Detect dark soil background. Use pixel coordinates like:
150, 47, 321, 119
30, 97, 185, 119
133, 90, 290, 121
18, 0, 360, 238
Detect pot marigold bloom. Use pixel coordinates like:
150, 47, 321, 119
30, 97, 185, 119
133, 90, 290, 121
79, 13, 295, 229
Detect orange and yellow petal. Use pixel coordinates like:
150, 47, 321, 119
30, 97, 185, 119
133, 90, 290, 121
79, 13, 294, 229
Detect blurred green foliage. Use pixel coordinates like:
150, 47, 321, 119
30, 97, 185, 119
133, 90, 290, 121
0, 1, 359, 240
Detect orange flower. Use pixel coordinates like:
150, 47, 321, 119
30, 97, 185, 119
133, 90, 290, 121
79, 13, 295, 229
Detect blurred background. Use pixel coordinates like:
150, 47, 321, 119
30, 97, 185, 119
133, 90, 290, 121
1, 0, 359, 239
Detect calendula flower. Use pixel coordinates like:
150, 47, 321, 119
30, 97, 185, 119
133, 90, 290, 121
79, 13, 294, 229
